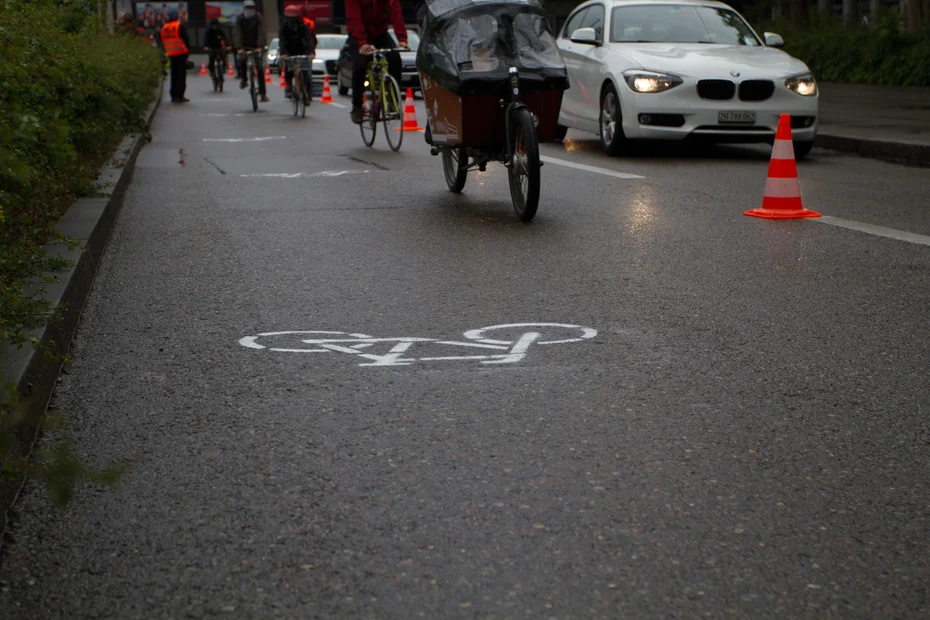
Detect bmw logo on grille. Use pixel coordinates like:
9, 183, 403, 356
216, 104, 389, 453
730, 70, 741, 77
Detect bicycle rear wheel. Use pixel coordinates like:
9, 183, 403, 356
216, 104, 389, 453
508, 106, 540, 221
360, 91, 377, 147
291, 73, 299, 116
249, 63, 258, 112
382, 74, 403, 152
442, 147, 468, 193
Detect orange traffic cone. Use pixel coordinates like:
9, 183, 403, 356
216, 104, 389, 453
744, 115, 820, 220
199, 60, 208, 76
227, 60, 235, 78
265, 64, 272, 83
279, 69, 287, 88
320, 75, 334, 103
402, 88, 424, 132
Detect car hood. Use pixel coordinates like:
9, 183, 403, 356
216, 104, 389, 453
609, 44, 810, 78
314, 49, 340, 61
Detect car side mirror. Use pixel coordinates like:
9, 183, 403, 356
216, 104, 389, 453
570, 27, 599, 46
764, 32, 785, 48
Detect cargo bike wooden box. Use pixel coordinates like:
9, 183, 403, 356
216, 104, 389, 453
416, 0, 569, 220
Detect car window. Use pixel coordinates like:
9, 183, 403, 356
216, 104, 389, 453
610, 5, 761, 46
579, 4, 605, 41
562, 7, 588, 39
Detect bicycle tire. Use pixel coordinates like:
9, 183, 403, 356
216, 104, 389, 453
301, 72, 310, 118
442, 147, 468, 193
382, 74, 403, 152
360, 90, 377, 147
507, 107, 540, 221
249, 63, 258, 112
291, 73, 299, 116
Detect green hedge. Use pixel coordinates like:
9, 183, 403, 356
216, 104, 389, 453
0, 0, 162, 346
762, 15, 930, 86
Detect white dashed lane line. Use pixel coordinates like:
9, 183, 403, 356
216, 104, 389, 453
811, 215, 930, 247
540, 156, 646, 180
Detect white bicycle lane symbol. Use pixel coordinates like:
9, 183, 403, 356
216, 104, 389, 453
238, 323, 597, 367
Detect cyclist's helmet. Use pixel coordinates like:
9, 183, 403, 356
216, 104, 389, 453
284, 5, 300, 17
209, 17, 220, 27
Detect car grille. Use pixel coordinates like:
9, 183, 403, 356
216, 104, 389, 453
697, 79, 735, 100
325, 60, 337, 75
739, 80, 775, 102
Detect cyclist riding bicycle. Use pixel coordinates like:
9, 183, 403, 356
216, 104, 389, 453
279, 5, 317, 100
204, 18, 229, 77
345, 0, 408, 124
235, 0, 268, 102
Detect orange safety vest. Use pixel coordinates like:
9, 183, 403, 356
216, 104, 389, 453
161, 20, 188, 56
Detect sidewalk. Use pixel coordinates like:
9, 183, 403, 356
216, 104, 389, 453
816, 83, 930, 166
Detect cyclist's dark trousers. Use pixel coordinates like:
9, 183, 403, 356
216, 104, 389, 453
348, 34, 401, 110
208, 52, 226, 76
169, 54, 188, 100
238, 54, 267, 96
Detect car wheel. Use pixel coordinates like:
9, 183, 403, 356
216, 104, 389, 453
794, 140, 814, 160
599, 83, 628, 156
553, 124, 568, 141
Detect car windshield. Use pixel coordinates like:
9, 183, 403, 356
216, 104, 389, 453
388, 29, 421, 51
269, 38, 279, 50
610, 5, 761, 46
316, 35, 345, 49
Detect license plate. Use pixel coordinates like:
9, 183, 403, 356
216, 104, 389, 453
718, 111, 756, 124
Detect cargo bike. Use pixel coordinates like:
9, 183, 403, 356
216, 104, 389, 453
417, 0, 568, 221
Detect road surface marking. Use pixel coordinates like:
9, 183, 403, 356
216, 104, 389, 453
203, 137, 287, 142
540, 156, 645, 180
239, 170, 370, 178
198, 113, 252, 117
238, 323, 597, 367
323, 102, 348, 109
812, 216, 930, 247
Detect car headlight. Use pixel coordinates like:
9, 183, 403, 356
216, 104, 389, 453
623, 71, 682, 94
267, 52, 278, 60
786, 73, 817, 96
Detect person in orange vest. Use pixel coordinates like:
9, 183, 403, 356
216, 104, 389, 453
161, 8, 191, 103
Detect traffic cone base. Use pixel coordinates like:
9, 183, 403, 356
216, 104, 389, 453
402, 88, 424, 132
265, 65, 272, 83
320, 75, 334, 104
744, 114, 820, 220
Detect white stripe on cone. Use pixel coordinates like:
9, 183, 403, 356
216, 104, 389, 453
763, 176, 801, 198
771, 138, 795, 160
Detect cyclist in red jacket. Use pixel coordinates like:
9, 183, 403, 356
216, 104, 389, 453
344, 0, 409, 123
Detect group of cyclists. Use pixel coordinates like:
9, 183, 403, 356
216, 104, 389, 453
164, 0, 409, 122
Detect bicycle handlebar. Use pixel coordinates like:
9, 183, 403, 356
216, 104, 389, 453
364, 48, 408, 55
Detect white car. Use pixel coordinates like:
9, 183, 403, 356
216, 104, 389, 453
556, 0, 819, 158
312, 34, 346, 86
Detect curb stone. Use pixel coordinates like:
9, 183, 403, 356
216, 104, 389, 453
0, 78, 164, 543
815, 133, 930, 167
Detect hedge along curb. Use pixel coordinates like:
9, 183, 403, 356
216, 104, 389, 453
815, 133, 930, 168
0, 78, 165, 538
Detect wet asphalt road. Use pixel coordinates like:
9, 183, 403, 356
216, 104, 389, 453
1, 77, 929, 619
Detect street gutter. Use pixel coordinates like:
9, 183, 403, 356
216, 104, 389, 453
816, 132, 930, 168
0, 79, 164, 546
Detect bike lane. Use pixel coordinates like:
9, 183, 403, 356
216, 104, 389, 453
1, 82, 929, 619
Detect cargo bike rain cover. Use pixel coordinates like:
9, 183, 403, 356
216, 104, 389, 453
416, 0, 569, 96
